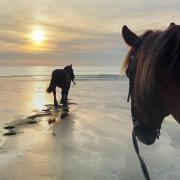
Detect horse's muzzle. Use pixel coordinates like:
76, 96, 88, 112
134, 126, 157, 145
137, 134, 156, 145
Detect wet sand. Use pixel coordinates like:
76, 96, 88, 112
0, 76, 180, 180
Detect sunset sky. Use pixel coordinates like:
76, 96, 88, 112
0, 0, 180, 66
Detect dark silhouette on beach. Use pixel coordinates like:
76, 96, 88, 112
47, 64, 75, 107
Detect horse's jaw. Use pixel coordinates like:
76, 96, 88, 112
162, 79, 180, 124
168, 98, 180, 124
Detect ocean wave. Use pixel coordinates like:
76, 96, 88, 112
76, 74, 121, 80
0, 74, 123, 81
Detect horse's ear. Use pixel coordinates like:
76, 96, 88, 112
168, 22, 176, 28
70, 64, 72, 67
122, 25, 139, 46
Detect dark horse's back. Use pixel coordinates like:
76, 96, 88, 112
53, 69, 72, 87
47, 69, 71, 93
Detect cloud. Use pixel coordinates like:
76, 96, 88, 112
0, 0, 180, 65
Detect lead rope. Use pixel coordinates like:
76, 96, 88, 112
132, 129, 150, 180
127, 55, 151, 180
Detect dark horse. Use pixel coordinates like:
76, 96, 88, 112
122, 23, 180, 145
47, 65, 75, 107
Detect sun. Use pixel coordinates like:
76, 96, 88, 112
31, 27, 45, 43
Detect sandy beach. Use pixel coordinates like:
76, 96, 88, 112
0, 67, 180, 180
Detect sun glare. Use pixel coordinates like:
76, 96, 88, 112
31, 27, 45, 43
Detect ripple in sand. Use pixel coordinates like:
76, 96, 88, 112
3, 130, 16, 136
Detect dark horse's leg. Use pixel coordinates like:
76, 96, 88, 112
64, 85, 70, 103
53, 88, 58, 108
61, 86, 69, 106
60, 88, 66, 105
60, 88, 64, 104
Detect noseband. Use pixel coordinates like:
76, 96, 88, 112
126, 53, 160, 180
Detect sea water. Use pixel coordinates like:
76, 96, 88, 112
0, 66, 180, 180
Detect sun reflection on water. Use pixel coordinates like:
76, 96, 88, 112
30, 80, 50, 110
32, 92, 46, 110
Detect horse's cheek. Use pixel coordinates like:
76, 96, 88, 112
161, 81, 180, 123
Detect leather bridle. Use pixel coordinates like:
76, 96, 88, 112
126, 53, 160, 180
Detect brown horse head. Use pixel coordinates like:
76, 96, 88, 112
122, 23, 180, 145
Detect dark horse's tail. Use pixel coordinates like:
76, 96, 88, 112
46, 77, 54, 93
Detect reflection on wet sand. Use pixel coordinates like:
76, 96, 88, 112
0, 75, 180, 180
32, 92, 46, 110
51, 112, 75, 137
3, 100, 74, 137
31, 81, 49, 110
